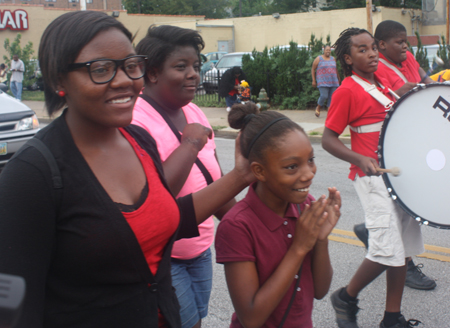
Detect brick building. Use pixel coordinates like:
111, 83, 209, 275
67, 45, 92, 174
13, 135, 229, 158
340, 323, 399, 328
0, 0, 122, 11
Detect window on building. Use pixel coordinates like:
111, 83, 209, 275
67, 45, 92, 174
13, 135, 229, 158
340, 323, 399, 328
87, 0, 93, 3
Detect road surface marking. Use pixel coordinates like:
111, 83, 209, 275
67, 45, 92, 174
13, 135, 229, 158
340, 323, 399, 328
331, 229, 450, 262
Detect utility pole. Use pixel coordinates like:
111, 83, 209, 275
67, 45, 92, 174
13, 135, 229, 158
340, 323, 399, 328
447, 0, 449, 44
240, 0, 242, 17
366, 0, 373, 34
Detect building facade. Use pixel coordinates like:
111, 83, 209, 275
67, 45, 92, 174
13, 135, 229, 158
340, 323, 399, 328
0, 0, 121, 10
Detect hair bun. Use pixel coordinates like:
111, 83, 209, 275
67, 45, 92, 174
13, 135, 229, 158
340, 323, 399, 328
228, 103, 260, 130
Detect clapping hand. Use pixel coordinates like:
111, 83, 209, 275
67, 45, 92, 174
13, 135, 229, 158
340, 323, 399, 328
317, 187, 341, 241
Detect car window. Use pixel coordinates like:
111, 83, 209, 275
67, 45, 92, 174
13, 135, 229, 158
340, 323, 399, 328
216, 55, 243, 69
218, 53, 225, 60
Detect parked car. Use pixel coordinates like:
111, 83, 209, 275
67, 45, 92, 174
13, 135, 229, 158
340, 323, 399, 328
0, 90, 40, 170
411, 44, 440, 70
203, 52, 252, 94
200, 51, 227, 82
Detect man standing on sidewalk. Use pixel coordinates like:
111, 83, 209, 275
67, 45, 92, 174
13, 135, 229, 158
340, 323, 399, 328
10, 55, 25, 101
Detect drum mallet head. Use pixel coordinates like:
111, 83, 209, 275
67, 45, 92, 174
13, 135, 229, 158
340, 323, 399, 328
377, 167, 401, 176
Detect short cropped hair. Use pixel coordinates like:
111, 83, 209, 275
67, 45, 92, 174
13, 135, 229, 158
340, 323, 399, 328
374, 20, 407, 43
39, 11, 132, 116
135, 25, 205, 84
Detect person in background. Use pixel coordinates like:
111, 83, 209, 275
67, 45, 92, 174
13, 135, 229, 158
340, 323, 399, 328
10, 55, 25, 100
238, 80, 251, 103
430, 69, 450, 82
0, 11, 253, 328
374, 20, 433, 97
0, 63, 8, 92
219, 66, 246, 112
133, 24, 236, 328
311, 45, 340, 117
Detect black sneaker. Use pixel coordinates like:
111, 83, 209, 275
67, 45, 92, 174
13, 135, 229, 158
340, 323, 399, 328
330, 288, 360, 328
379, 315, 421, 327
405, 260, 437, 290
353, 223, 368, 249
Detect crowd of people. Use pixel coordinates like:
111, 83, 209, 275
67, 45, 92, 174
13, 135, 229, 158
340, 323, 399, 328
0, 10, 445, 328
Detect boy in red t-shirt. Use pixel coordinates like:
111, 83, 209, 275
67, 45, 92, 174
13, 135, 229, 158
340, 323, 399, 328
353, 20, 436, 292
323, 27, 424, 328
374, 20, 433, 97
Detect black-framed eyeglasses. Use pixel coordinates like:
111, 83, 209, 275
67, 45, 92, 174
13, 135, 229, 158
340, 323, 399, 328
68, 55, 148, 84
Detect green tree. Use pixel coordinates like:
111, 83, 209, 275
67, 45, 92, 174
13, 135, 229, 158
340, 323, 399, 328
123, 0, 229, 18
434, 35, 450, 73
324, 0, 420, 10
230, 0, 273, 17
409, 31, 429, 71
3, 33, 37, 89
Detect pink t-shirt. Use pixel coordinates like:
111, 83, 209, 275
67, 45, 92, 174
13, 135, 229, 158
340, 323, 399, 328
132, 97, 221, 259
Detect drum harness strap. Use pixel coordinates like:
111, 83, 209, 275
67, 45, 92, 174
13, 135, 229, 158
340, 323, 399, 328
379, 58, 408, 83
350, 75, 398, 134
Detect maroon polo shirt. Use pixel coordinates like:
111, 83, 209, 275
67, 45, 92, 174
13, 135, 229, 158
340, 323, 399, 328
215, 183, 315, 328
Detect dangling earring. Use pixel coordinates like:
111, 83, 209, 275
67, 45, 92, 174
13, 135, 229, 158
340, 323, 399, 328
56, 90, 66, 97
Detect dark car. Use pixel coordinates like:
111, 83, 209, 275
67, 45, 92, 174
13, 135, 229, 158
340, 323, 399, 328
0, 90, 40, 170
202, 52, 252, 94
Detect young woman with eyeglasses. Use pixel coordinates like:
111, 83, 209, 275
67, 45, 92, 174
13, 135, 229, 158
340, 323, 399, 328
0, 11, 254, 328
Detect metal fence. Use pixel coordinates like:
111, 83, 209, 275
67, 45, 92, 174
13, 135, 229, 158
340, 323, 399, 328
194, 70, 222, 103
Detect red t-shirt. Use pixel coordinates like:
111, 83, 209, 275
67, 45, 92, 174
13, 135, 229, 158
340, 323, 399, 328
325, 73, 395, 180
119, 128, 179, 275
228, 77, 240, 96
215, 183, 315, 328
375, 51, 421, 91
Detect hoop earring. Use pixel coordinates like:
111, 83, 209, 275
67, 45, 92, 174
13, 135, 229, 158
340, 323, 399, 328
56, 90, 66, 97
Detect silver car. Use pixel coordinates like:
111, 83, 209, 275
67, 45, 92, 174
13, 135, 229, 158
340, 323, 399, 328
0, 90, 40, 169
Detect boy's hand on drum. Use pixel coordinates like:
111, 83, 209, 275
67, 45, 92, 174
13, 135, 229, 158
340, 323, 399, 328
395, 82, 417, 97
293, 196, 328, 253
357, 156, 381, 176
317, 187, 341, 241
181, 123, 212, 152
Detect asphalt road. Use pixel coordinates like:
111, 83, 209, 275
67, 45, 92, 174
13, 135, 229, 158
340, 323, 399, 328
203, 138, 450, 328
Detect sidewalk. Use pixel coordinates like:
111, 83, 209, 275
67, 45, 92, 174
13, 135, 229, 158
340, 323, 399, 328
23, 101, 350, 143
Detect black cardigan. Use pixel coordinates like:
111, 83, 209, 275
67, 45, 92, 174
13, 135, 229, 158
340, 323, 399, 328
0, 111, 199, 328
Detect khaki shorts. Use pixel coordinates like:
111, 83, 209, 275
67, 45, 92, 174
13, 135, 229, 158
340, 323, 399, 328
353, 175, 425, 267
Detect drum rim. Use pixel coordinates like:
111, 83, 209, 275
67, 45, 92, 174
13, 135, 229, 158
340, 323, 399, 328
378, 83, 450, 230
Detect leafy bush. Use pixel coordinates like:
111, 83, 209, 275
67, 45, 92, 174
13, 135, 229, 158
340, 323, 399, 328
242, 35, 333, 109
409, 31, 429, 71
434, 35, 450, 73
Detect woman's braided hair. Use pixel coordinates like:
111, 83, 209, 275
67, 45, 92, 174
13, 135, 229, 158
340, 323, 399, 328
333, 27, 373, 77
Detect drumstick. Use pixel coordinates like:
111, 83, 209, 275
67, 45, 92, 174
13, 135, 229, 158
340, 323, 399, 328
376, 167, 401, 176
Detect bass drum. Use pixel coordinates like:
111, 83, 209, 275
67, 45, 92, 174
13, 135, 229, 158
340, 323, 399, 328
379, 83, 450, 229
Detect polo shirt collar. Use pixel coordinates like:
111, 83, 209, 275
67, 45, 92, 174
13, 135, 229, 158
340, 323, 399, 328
244, 182, 299, 232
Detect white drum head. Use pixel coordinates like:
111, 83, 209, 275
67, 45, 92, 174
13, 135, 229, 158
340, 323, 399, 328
379, 83, 450, 229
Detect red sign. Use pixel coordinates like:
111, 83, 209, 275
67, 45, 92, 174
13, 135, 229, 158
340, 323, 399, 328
0, 10, 29, 31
